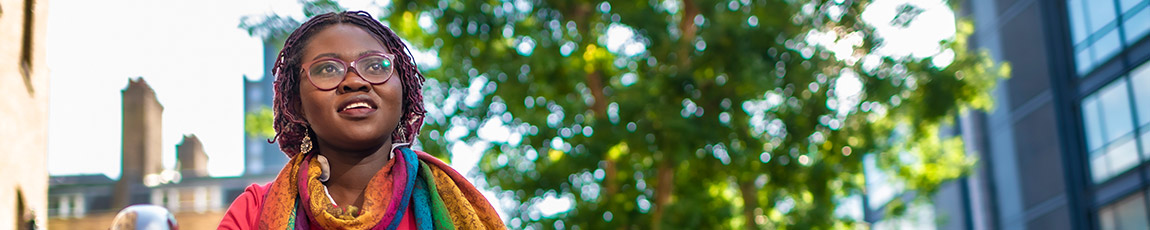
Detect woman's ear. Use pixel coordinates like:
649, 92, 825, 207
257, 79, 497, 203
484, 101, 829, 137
293, 96, 308, 122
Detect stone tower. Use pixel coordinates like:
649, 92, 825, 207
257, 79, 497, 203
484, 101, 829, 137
176, 134, 209, 178
112, 77, 164, 209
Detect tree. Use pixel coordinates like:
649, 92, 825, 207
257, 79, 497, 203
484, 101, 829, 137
244, 0, 1008, 229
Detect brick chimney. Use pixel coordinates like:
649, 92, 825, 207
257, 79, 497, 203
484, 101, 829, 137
113, 77, 164, 209
177, 134, 209, 178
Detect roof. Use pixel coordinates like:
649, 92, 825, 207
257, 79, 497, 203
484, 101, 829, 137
49, 174, 115, 186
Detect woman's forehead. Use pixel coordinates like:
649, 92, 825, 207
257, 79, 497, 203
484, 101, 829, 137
302, 24, 390, 61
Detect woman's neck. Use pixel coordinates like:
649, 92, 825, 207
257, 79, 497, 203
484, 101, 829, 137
315, 139, 394, 207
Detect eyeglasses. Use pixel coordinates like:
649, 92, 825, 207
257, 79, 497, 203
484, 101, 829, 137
301, 53, 396, 91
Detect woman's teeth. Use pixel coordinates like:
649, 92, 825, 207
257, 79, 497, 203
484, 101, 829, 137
343, 102, 371, 111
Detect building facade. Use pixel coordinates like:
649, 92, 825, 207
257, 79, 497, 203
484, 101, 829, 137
0, 0, 49, 228
244, 39, 290, 176
888, 0, 1150, 229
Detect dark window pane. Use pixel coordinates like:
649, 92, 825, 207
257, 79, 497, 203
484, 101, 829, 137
131, 193, 149, 205
47, 195, 60, 218
1114, 192, 1149, 230
1101, 205, 1118, 230
87, 195, 111, 212
1098, 192, 1150, 230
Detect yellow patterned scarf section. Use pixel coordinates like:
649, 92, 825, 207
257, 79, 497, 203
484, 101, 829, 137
256, 148, 506, 230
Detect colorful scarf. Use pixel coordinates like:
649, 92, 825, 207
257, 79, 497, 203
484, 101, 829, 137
256, 146, 504, 230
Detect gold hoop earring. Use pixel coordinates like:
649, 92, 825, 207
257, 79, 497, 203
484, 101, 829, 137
300, 126, 313, 154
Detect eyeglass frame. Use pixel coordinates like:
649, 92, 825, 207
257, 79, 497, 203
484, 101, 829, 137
300, 52, 398, 91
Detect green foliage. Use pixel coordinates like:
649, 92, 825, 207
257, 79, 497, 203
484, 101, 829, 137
245, 106, 277, 140
238, 0, 345, 43
239, 13, 299, 43
243, 0, 1009, 229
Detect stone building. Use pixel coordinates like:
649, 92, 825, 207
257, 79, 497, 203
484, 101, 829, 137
0, 0, 50, 228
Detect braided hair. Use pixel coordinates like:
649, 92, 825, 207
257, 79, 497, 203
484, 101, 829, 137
270, 11, 426, 157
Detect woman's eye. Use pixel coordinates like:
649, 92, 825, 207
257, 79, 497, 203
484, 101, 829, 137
310, 62, 343, 77
363, 59, 391, 74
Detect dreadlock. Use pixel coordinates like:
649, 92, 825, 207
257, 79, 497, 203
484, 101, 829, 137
270, 11, 426, 157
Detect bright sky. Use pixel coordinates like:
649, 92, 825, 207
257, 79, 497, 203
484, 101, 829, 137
44, 0, 382, 178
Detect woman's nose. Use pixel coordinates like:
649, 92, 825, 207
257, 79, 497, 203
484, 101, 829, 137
337, 70, 371, 93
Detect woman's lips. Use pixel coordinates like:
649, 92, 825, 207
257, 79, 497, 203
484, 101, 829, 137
339, 102, 373, 111
338, 107, 377, 118
336, 96, 378, 119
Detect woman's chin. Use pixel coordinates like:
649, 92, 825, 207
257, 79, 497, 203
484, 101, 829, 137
334, 134, 391, 149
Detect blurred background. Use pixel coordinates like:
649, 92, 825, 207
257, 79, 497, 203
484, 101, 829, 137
1, 0, 1149, 229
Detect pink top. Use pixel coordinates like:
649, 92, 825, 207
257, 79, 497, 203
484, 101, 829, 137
217, 183, 417, 230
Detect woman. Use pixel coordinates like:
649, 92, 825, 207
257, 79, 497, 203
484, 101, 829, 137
219, 11, 504, 230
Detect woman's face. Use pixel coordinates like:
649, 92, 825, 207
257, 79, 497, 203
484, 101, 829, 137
298, 23, 403, 152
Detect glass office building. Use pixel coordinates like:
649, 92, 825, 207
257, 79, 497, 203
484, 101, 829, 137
1068, 0, 1150, 229
865, 0, 1150, 229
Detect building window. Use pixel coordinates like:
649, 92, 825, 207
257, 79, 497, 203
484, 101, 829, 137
57, 195, 73, 218
20, 0, 34, 90
1082, 60, 1150, 183
70, 194, 85, 218
864, 154, 901, 210
1067, 0, 1150, 75
1098, 192, 1150, 230
15, 189, 36, 230
1083, 79, 1138, 182
223, 188, 245, 208
194, 187, 208, 213
87, 195, 111, 212
1132, 63, 1150, 159
46, 195, 58, 218
1123, 0, 1150, 43
131, 193, 150, 205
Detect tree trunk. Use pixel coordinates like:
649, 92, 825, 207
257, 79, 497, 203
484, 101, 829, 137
651, 159, 674, 230
677, 0, 700, 68
652, 0, 699, 228
739, 180, 760, 230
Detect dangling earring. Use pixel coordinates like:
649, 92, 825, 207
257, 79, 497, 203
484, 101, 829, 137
300, 126, 313, 154
396, 124, 407, 143
390, 124, 405, 160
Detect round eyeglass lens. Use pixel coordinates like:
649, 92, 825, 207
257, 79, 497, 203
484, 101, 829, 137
357, 56, 393, 82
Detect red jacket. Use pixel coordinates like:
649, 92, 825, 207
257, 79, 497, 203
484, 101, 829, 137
217, 182, 417, 229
